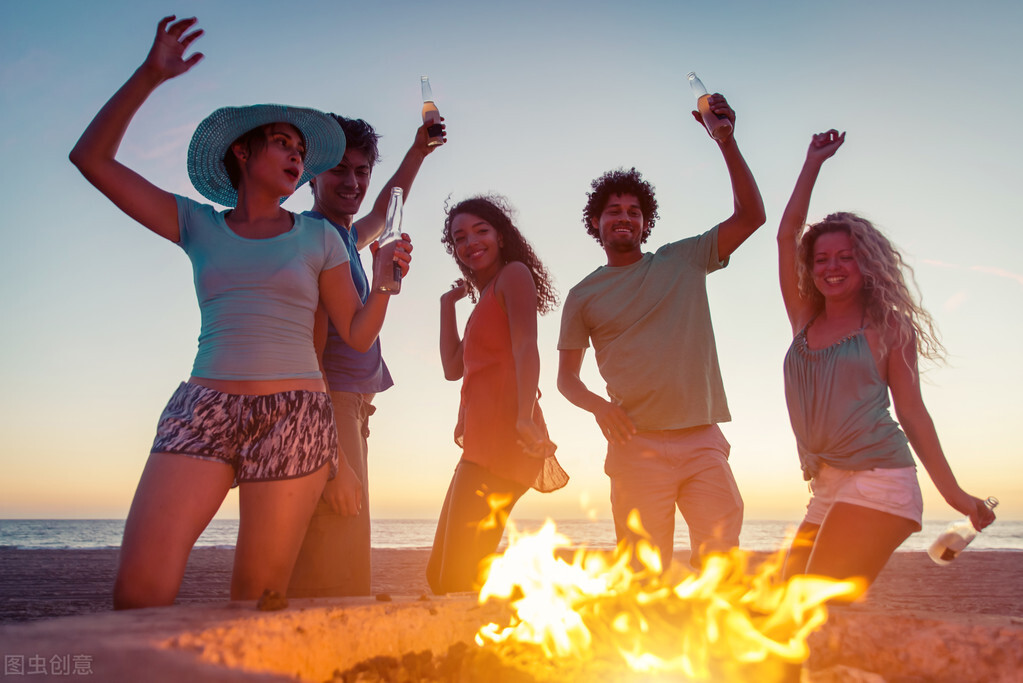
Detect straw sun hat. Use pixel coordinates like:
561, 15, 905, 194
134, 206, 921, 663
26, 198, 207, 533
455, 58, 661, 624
187, 104, 346, 207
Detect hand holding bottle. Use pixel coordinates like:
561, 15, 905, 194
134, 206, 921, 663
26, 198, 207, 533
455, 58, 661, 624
687, 72, 734, 141
928, 495, 998, 565
421, 76, 445, 147
370, 232, 412, 294
690, 93, 735, 141
413, 118, 447, 156
372, 188, 410, 293
963, 493, 998, 532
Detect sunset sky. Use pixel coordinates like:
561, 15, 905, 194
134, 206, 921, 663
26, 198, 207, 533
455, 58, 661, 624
2, 0, 1020, 526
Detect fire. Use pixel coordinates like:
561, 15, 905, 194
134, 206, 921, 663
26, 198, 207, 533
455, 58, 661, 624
475, 518, 864, 681
477, 490, 515, 532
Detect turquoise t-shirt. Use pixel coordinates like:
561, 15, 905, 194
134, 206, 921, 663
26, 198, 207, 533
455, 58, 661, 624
175, 195, 348, 380
558, 226, 731, 431
783, 324, 914, 480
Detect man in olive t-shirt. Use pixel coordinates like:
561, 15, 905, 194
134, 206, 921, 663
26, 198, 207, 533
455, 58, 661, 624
557, 95, 765, 569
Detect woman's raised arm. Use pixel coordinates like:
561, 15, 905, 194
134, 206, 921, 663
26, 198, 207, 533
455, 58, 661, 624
69, 16, 204, 242
439, 279, 468, 381
778, 130, 845, 332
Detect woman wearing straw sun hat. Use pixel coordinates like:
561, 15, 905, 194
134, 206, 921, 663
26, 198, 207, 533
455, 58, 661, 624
69, 16, 411, 609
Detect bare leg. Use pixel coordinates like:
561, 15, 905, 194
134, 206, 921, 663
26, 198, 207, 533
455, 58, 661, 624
114, 453, 234, 609
805, 502, 917, 588
782, 521, 820, 580
232, 464, 330, 600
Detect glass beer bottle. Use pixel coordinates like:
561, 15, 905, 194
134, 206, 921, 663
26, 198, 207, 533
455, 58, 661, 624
927, 496, 999, 565
421, 76, 444, 147
687, 71, 733, 141
376, 187, 404, 294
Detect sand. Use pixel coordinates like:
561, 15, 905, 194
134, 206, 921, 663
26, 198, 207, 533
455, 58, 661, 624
1, 548, 1022, 682
2, 547, 1021, 623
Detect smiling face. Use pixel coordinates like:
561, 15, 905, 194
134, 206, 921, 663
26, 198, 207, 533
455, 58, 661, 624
450, 212, 504, 284
591, 193, 645, 261
236, 123, 306, 200
811, 230, 864, 300
309, 148, 373, 228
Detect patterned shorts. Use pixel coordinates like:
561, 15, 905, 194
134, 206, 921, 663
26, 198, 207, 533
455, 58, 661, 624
150, 382, 339, 485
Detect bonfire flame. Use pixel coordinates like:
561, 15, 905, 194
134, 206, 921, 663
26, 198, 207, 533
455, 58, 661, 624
476, 517, 864, 681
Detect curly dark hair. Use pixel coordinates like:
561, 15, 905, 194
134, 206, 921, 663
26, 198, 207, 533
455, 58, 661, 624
582, 167, 659, 245
441, 194, 559, 315
330, 115, 381, 167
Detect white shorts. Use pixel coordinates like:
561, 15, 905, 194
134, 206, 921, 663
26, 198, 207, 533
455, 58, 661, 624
804, 464, 923, 530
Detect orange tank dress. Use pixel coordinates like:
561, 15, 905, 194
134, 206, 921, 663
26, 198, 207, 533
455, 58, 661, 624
454, 283, 568, 492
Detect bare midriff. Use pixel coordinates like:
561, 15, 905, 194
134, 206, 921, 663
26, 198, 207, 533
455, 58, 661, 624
189, 376, 327, 396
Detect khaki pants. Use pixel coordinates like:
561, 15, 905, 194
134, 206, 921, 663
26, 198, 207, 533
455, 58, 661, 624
288, 391, 375, 597
605, 424, 743, 569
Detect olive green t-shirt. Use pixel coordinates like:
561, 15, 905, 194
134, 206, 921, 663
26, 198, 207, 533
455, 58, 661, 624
558, 227, 731, 431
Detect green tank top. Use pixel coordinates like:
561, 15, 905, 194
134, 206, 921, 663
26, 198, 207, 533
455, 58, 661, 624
783, 323, 913, 480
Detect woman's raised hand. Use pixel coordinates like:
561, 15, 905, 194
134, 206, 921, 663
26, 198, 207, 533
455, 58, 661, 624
806, 129, 845, 165
68, 15, 205, 242
143, 16, 205, 81
441, 278, 470, 304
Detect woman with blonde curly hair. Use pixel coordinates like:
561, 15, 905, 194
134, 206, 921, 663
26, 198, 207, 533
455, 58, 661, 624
777, 130, 994, 588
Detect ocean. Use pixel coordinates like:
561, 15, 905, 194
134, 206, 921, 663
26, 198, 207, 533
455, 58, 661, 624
2, 518, 1021, 553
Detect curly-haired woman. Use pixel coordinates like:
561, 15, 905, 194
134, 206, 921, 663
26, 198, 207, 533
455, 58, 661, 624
427, 194, 567, 594
777, 130, 994, 588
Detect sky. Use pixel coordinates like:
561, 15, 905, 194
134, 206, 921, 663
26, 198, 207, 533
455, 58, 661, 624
1, 0, 1021, 526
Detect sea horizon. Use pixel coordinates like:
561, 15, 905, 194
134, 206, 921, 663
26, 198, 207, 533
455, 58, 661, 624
2, 518, 1021, 554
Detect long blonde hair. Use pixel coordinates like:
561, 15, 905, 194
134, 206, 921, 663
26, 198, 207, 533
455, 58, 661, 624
797, 212, 945, 363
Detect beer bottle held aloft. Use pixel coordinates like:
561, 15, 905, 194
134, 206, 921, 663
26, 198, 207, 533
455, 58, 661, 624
377, 187, 404, 294
927, 496, 999, 565
421, 76, 444, 147
687, 71, 733, 141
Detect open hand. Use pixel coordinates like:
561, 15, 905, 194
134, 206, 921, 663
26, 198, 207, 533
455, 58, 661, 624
143, 16, 204, 81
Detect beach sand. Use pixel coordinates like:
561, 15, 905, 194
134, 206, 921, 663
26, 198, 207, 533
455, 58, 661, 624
1, 547, 1021, 682
1, 547, 1021, 623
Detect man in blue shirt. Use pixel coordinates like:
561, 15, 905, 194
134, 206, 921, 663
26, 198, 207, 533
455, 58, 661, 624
289, 115, 446, 596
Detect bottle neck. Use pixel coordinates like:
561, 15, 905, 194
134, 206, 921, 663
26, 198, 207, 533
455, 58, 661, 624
687, 72, 708, 97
